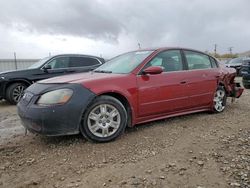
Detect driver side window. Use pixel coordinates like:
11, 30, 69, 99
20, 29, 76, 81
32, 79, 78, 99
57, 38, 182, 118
145, 50, 183, 72
47, 57, 70, 69
150, 57, 163, 66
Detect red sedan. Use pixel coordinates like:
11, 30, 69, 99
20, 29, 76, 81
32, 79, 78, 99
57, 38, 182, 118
17, 47, 244, 142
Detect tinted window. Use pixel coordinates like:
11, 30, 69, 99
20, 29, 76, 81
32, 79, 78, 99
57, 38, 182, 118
28, 57, 50, 69
47, 57, 70, 69
210, 57, 218, 68
184, 51, 212, 70
69, 57, 100, 67
145, 50, 183, 72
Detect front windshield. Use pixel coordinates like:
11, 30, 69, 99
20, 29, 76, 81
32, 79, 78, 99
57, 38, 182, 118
28, 57, 50, 69
94, 51, 153, 74
227, 58, 243, 65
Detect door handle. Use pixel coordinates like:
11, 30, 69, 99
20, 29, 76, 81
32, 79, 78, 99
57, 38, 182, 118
180, 81, 187, 84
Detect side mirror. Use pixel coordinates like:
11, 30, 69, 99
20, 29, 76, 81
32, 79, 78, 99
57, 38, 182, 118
142, 66, 163, 75
42, 64, 52, 71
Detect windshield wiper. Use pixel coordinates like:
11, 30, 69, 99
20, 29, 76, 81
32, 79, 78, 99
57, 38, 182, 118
93, 70, 112, 73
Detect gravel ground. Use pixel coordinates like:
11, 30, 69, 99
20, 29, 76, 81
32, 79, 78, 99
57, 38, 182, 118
0, 83, 249, 188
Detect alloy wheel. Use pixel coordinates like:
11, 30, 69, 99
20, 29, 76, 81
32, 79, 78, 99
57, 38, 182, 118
213, 89, 226, 112
87, 104, 121, 138
13, 85, 26, 103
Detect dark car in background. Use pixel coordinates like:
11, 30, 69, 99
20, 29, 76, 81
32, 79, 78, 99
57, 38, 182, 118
0, 54, 105, 104
225, 57, 245, 75
241, 58, 250, 89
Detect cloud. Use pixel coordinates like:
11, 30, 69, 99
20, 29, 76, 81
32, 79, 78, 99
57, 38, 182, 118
0, 0, 123, 41
0, 0, 250, 58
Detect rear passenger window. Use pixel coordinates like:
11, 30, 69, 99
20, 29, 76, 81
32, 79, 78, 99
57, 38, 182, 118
210, 57, 218, 68
184, 51, 212, 70
69, 57, 100, 67
145, 50, 183, 72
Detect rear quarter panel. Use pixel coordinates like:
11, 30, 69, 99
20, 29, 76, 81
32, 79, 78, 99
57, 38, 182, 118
219, 66, 237, 94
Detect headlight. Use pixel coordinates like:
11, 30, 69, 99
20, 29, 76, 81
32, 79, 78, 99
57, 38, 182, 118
0, 76, 5, 80
37, 89, 73, 106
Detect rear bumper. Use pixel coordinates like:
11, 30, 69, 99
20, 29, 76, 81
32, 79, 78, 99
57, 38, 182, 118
229, 82, 244, 98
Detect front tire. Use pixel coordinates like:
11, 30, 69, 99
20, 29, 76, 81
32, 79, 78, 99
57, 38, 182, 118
80, 95, 127, 142
243, 84, 250, 89
6, 82, 28, 104
213, 86, 227, 113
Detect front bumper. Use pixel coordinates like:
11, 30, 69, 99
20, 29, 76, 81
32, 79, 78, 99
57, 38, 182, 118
17, 83, 96, 136
0, 79, 7, 99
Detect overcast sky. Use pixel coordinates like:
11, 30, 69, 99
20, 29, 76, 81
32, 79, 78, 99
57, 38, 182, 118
0, 0, 249, 59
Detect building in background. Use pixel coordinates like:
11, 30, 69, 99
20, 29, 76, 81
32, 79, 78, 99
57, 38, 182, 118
0, 59, 39, 72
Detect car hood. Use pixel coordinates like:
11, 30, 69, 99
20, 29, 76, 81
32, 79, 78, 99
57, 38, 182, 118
0, 69, 37, 78
39, 72, 126, 84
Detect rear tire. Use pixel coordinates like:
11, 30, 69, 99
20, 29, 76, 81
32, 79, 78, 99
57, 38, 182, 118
6, 82, 28, 104
80, 95, 127, 142
243, 84, 250, 89
213, 86, 227, 113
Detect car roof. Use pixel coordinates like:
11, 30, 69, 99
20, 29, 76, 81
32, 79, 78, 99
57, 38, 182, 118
50, 54, 103, 59
131, 47, 210, 55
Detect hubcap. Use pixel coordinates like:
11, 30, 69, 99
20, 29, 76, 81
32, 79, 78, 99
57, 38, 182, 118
213, 89, 225, 112
13, 85, 26, 103
87, 104, 121, 138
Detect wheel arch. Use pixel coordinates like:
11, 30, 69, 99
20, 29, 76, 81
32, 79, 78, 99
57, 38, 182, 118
218, 81, 225, 87
217, 81, 230, 95
6, 79, 32, 89
4, 79, 32, 98
97, 92, 133, 127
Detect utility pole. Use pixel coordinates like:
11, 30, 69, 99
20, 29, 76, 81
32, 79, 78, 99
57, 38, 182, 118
138, 43, 141, 49
228, 47, 233, 55
14, 52, 17, 70
214, 44, 217, 56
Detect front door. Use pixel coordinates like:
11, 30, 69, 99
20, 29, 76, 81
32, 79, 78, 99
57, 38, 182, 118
31, 56, 70, 82
137, 50, 189, 117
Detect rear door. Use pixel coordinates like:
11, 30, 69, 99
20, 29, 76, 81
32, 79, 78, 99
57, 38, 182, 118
182, 50, 219, 108
137, 50, 190, 117
67, 56, 102, 73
